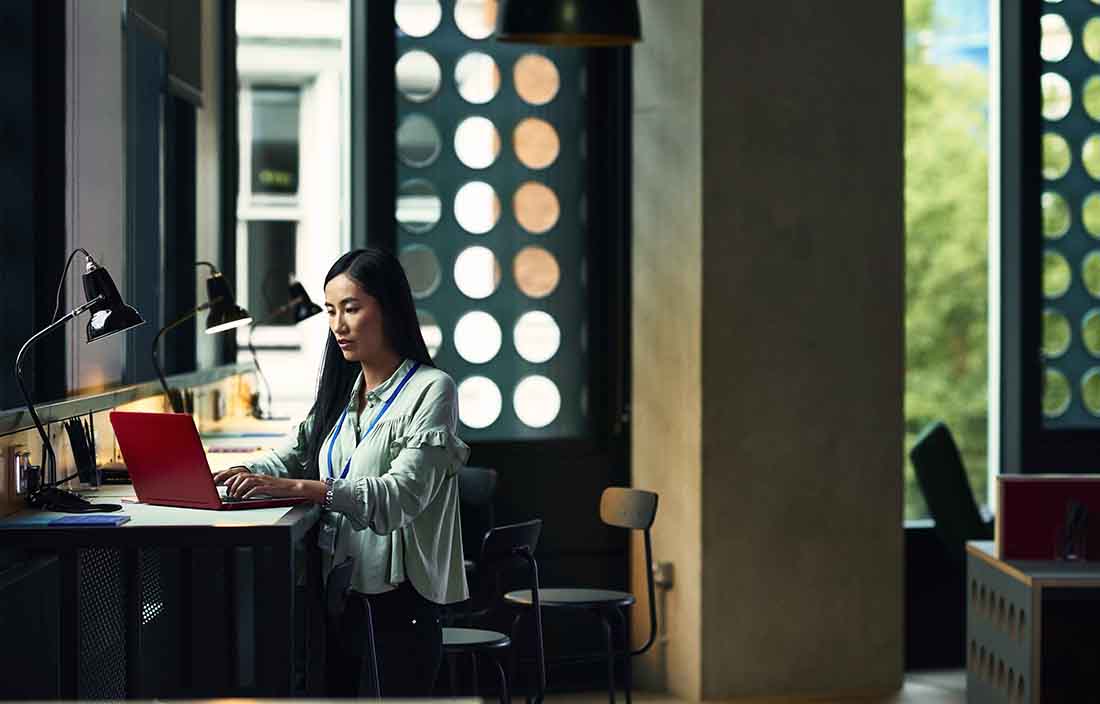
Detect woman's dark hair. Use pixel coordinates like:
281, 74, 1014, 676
302, 248, 433, 478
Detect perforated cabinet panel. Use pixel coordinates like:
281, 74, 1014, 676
77, 548, 127, 699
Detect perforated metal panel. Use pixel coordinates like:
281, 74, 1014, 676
78, 548, 127, 699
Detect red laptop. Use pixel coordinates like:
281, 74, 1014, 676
109, 411, 308, 510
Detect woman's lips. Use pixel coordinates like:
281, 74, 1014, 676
337, 339, 353, 348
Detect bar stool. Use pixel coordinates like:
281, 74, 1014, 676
504, 488, 658, 704
443, 519, 545, 703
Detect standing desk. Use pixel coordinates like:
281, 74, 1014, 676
0, 496, 321, 699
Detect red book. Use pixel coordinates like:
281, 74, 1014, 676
997, 475, 1100, 561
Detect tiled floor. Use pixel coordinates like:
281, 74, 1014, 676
546, 670, 966, 703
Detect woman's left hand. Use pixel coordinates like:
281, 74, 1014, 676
228, 474, 324, 501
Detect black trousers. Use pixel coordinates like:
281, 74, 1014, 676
325, 581, 443, 697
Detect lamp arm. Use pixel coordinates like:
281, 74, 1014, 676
14, 295, 104, 483
153, 301, 212, 412
246, 322, 274, 419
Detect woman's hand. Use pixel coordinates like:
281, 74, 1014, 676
227, 473, 328, 502
212, 466, 252, 495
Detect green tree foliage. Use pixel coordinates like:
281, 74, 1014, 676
905, 0, 990, 519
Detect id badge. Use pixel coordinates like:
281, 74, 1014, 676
318, 512, 339, 553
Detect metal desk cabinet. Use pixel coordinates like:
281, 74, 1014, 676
0, 503, 321, 699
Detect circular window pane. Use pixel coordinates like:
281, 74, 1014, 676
1084, 135, 1100, 180
514, 311, 561, 363
395, 0, 442, 38
1044, 133, 1072, 180
1042, 73, 1073, 121
1085, 17, 1100, 62
1045, 250, 1072, 298
396, 50, 442, 103
514, 118, 560, 170
454, 116, 501, 169
454, 181, 501, 234
454, 311, 502, 363
1084, 193, 1100, 238
454, 0, 497, 40
417, 309, 443, 358
1043, 308, 1072, 357
397, 114, 442, 168
1041, 14, 1073, 62
455, 52, 500, 104
1085, 251, 1100, 296
514, 246, 560, 299
1044, 368, 1072, 418
514, 54, 560, 106
1084, 310, 1100, 355
1083, 369, 1100, 416
458, 376, 502, 429
397, 179, 442, 234
1085, 77, 1100, 121
399, 244, 442, 299
454, 245, 501, 299
1043, 191, 1071, 239
513, 181, 560, 234
514, 375, 561, 428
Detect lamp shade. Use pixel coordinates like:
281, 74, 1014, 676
82, 262, 146, 342
288, 282, 323, 323
496, 0, 641, 46
205, 273, 252, 334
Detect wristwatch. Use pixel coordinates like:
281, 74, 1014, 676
322, 477, 335, 509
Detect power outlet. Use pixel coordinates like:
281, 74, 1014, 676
7, 444, 30, 495
653, 560, 674, 589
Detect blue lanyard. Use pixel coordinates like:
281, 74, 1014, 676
326, 362, 420, 480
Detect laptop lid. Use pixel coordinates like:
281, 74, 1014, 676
109, 411, 223, 509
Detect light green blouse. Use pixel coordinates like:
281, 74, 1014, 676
248, 359, 470, 604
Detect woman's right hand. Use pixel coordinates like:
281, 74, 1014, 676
212, 466, 252, 495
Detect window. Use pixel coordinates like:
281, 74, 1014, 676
234, 0, 350, 415
393, 0, 589, 441
904, 0, 991, 518
238, 85, 303, 328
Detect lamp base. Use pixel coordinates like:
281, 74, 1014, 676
28, 486, 122, 513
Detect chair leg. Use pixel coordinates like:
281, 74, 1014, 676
600, 611, 616, 704
612, 607, 632, 704
363, 597, 381, 700
493, 654, 511, 704
471, 651, 481, 696
448, 653, 459, 695
509, 611, 524, 700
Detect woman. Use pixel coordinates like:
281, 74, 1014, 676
213, 248, 469, 697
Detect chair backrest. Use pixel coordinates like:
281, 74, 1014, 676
458, 466, 498, 560
600, 487, 658, 530
909, 421, 993, 559
480, 518, 542, 564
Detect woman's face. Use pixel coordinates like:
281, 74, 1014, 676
324, 273, 390, 363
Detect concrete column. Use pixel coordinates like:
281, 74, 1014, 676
632, 1, 903, 699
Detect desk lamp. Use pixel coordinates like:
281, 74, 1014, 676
153, 261, 252, 413
14, 248, 145, 512
247, 281, 323, 419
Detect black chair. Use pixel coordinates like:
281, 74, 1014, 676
442, 519, 546, 704
504, 487, 658, 704
458, 466, 499, 579
909, 421, 994, 563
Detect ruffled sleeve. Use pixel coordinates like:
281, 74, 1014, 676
389, 428, 470, 476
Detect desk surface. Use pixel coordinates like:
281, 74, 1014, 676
967, 540, 1100, 586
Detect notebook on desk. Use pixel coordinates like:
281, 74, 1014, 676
109, 411, 308, 511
